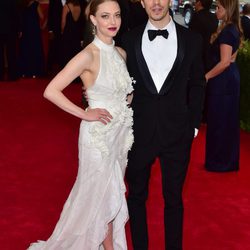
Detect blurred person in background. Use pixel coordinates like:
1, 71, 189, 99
0, 0, 20, 81
189, 0, 218, 123
189, 0, 218, 72
205, 0, 242, 172
241, 3, 250, 40
60, 0, 84, 68
18, 0, 45, 78
47, 0, 64, 74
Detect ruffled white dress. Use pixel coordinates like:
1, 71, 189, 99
28, 36, 134, 250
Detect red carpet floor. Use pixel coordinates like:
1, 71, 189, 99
1, 78, 250, 250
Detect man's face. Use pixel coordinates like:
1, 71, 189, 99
141, 0, 170, 27
194, 0, 202, 11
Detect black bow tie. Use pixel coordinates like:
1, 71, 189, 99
148, 29, 169, 41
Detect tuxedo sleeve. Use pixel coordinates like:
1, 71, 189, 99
188, 34, 206, 129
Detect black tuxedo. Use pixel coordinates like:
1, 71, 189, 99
189, 9, 218, 71
122, 23, 205, 249
241, 15, 250, 40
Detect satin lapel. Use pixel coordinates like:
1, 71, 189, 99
159, 23, 186, 95
135, 26, 158, 94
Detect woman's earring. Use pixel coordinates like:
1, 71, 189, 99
92, 25, 96, 35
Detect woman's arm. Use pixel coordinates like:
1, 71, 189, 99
37, 3, 46, 29
205, 44, 233, 81
44, 50, 112, 124
37, 3, 44, 21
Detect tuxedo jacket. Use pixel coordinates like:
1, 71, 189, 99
122, 23, 205, 148
241, 16, 250, 40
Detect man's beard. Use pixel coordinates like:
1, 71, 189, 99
150, 8, 169, 22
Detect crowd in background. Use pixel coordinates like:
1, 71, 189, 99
0, 0, 249, 82
241, 3, 250, 40
0, 0, 149, 82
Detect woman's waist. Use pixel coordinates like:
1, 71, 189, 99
81, 105, 133, 131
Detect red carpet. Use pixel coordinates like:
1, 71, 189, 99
1, 78, 250, 250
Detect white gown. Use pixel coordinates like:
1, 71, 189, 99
28, 36, 134, 250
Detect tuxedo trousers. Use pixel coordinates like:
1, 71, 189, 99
126, 131, 193, 250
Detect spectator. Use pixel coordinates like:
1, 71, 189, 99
60, 0, 84, 68
205, 0, 242, 172
189, 0, 218, 71
241, 3, 250, 40
47, 0, 64, 74
0, 0, 20, 81
189, 0, 218, 123
18, 0, 45, 78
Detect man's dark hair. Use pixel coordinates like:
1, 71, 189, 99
199, 0, 213, 10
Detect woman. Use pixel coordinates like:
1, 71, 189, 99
18, 0, 45, 78
60, 0, 84, 68
205, 0, 242, 172
28, 0, 134, 249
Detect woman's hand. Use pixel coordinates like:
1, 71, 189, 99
205, 44, 233, 81
84, 108, 113, 125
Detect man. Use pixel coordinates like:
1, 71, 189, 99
122, 0, 205, 249
189, 0, 218, 123
0, 0, 20, 81
189, 0, 218, 72
241, 3, 250, 40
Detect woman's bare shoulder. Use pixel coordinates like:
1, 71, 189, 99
72, 43, 98, 65
61, 43, 98, 74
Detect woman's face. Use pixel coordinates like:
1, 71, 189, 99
216, 1, 227, 20
90, 1, 121, 41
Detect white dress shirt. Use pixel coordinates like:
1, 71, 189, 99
142, 17, 177, 93
142, 18, 199, 137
